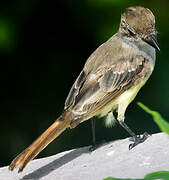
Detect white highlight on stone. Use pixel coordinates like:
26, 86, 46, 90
107, 150, 115, 156
139, 156, 151, 167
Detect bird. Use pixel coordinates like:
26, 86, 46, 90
9, 6, 160, 173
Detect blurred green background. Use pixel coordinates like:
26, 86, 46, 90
0, 0, 169, 167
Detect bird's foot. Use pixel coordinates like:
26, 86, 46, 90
129, 132, 150, 150
89, 140, 106, 152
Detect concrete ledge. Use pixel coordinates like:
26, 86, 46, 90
0, 132, 169, 180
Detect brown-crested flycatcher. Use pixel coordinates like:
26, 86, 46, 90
9, 6, 160, 173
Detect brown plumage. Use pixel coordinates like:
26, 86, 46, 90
9, 110, 74, 172
9, 6, 159, 173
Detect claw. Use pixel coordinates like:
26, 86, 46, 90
89, 145, 97, 152
89, 140, 106, 152
129, 132, 150, 150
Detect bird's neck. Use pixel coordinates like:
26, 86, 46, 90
116, 31, 156, 64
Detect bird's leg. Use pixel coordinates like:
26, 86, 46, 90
119, 120, 150, 150
89, 117, 97, 151
91, 117, 96, 147
89, 117, 105, 151
117, 104, 150, 150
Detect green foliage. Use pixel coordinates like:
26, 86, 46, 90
0, 18, 16, 52
145, 171, 169, 179
137, 102, 169, 135
104, 171, 169, 180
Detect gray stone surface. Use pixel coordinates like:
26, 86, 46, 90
0, 132, 169, 180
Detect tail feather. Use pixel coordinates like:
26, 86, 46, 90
9, 110, 73, 173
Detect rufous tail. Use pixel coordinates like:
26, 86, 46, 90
9, 110, 73, 173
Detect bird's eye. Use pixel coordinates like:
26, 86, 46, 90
145, 36, 150, 41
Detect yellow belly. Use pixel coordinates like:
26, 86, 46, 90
79, 72, 151, 126
95, 76, 150, 119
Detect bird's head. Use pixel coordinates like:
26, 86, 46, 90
119, 6, 160, 51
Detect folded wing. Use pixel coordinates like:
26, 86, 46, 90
65, 55, 149, 126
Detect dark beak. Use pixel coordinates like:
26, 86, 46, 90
143, 34, 160, 51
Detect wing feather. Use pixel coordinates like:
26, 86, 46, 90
65, 55, 149, 121
65, 70, 86, 109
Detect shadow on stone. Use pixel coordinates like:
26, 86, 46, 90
20, 147, 89, 180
